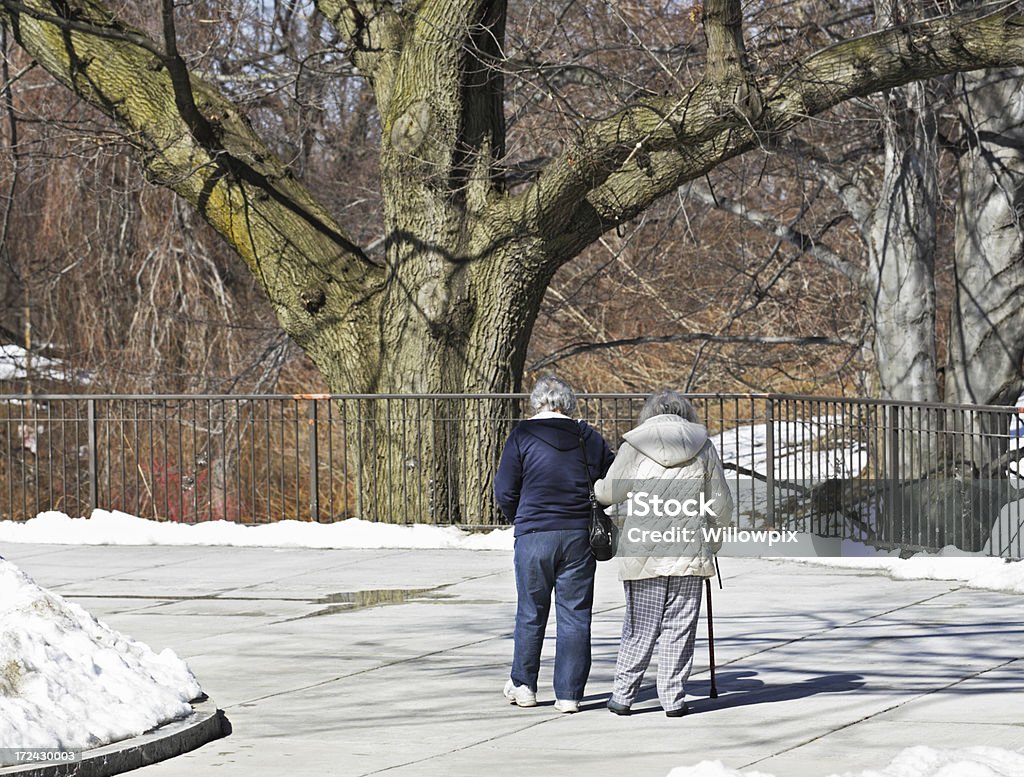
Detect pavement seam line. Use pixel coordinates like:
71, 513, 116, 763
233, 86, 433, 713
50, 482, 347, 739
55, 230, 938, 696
226, 602, 627, 708
740, 655, 1022, 769
48, 557, 196, 590
709, 587, 960, 672
354, 717, 557, 776
224, 633, 504, 708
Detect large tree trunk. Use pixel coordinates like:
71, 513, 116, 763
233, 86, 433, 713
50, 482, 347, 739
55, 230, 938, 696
328, 0, 541, 521
864, 77, 939, 406
813, 0, 941, 480
841, 1, 941, 405
947, 68, 1024, 409
945, 68, 1024, 474
347, 241, 549, 522
867, 11, 940, 478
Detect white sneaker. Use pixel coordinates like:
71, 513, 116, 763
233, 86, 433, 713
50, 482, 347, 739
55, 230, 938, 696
503, 679, 537, 707
554, 699, 580, 714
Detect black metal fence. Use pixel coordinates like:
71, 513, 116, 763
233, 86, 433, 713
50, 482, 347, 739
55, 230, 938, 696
1, 393, 1021, 557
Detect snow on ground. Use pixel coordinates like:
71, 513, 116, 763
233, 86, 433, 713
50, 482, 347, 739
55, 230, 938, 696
0, 509, 515, 551
666, 745, 1024, 777
710, 406, 1024, 547
1, 509, 1022, 593
0, 558, 202, 762
711, 415, 868, 483
710, 415, 871, 535
789, 541, 1024, 595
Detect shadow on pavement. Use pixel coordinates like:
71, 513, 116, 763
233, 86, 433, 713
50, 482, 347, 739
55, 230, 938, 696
578, 671, 865, 715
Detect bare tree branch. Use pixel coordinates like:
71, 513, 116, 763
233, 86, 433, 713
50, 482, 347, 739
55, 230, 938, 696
779, 137, 878, 229
685, 184, 862, 281
529, 332, 856, 372
495, 1, 1024, 270
0, 0, 163, 55
703, 0, 750, 84
0, 24, 21, 283
0, 0, 385, 387
315, 0, 404, 115
160, 0, 215, 146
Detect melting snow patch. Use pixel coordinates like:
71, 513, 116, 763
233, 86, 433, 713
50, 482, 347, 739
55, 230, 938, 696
666, 746, 1024, 777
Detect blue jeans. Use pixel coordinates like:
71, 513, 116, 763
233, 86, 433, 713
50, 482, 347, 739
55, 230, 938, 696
511, 529, 596, 700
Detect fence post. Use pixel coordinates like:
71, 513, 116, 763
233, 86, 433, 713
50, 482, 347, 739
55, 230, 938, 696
765, 398, 775, 526
308, 399, 320, 522
887, 403, 901, 545
87, 398, 98, 513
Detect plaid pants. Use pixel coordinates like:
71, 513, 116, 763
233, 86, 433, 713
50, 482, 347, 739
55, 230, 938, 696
611, 575, 703, 712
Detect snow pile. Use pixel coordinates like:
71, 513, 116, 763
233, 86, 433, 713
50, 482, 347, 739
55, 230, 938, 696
0, 559, 202, 759
666, 746, 1024, 777
779, 533, 1024, 594
0, 344, 70, 382
792, 544, 1024, 595
0, 509, 514, 551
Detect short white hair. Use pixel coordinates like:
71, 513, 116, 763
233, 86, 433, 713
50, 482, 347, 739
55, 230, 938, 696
530, 375, 576, 415
638, 389, 697, 424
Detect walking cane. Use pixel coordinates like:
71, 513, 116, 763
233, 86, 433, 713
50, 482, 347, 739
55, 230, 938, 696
705, 577, 718, 698
706, 557, 721, 698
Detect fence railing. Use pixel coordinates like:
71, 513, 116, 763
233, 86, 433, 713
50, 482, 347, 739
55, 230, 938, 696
1, 393, 1021, 557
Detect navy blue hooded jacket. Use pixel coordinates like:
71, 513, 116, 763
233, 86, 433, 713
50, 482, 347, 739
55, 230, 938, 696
493, 415, 615, 536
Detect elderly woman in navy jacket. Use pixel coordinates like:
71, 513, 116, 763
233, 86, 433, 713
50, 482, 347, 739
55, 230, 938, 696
494, 376, 614, 713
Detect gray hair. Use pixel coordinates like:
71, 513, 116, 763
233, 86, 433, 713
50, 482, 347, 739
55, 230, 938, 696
529, 375, 577, 415
637, 389, 697, 424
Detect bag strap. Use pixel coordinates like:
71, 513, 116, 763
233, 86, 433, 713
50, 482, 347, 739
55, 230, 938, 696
576, 427, 597, 502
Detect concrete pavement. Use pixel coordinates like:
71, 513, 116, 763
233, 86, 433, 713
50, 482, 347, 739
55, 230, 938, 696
3, 543, 1022, 777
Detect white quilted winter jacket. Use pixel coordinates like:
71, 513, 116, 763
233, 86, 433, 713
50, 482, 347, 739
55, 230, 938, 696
594, 414, 734, 581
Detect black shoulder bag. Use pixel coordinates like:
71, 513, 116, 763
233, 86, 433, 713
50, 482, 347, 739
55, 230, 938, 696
578, 430, 614, 561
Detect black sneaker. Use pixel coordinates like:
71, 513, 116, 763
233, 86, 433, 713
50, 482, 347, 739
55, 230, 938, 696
664, 703, 689, 718
607, 699, 631, 716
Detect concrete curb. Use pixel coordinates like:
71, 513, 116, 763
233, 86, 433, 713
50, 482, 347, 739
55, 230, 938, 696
0, 698, 229, 777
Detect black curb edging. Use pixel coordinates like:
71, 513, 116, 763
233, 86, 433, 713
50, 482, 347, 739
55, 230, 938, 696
0, 698, 229, 777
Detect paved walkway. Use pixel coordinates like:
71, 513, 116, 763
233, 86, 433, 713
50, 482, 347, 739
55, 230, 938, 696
4, 544, 1023, 777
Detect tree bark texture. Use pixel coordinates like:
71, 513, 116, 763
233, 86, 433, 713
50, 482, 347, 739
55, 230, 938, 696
944, 67, 1024, 470
863, 74, 940, 405
948, 68, 1024, 409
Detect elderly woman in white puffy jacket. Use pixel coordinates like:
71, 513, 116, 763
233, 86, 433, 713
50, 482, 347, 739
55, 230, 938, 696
594, 389, 733, 717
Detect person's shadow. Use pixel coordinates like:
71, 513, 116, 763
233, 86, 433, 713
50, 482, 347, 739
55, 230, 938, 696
581, 671, 865, 714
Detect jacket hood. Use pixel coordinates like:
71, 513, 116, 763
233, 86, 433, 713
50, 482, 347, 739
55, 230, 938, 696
520, 417, 587, 452
622, 414, 708, 467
